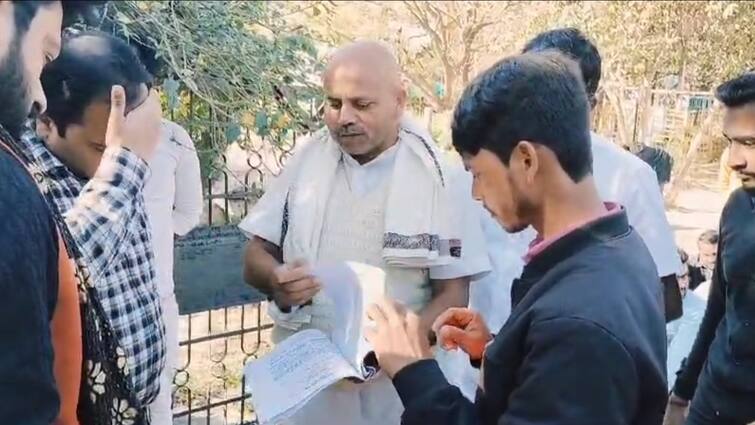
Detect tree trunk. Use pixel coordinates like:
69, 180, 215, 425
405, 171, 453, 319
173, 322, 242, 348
665, 106, 719, 206
605, 87, 631, 148
637, 82, 655, 148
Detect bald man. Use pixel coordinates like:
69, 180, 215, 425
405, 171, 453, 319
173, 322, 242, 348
240, 41, 489, 425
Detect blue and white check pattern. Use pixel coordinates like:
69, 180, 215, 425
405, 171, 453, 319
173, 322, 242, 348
19, 132, 166, 407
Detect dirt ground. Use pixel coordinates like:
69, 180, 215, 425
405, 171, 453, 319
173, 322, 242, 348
668, 164, 728, 255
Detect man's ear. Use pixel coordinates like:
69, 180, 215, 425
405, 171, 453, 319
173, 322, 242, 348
514, 141, 539, 183
395, 84, 408, 116
36, 116, 58, 141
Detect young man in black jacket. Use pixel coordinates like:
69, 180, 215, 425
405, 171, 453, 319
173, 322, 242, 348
664, 72, 755, 425
365, 51, 668, 424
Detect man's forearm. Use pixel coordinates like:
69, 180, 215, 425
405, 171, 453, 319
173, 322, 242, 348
243, 236, 283, 296
420, 278, 470, 334
65, 147, 146, 280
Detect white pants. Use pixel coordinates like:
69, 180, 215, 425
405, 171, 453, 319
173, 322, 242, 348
149, 295, 179, 425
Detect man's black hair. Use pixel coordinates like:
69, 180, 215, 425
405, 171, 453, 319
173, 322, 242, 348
12, 1, 103, 33
522, 28, 601, 107
41, 30, 153, 136
715, 71, 755, 108
452, 50, 593, 182
698, 229, 719, 245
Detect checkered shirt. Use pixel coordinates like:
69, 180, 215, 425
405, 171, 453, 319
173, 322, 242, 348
19, 132, 166, 406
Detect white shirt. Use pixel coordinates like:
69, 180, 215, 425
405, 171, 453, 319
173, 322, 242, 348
591, 132, 682, 277
144, 120, 204, 298
240, 141, 490, 281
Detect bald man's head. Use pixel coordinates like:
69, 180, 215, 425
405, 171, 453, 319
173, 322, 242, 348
323, 41, 403, 90
322, 40, 407, 164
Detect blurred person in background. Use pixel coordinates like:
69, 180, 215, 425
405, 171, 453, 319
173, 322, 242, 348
688, 229, 718, 291
144, 118, 203, 424
666, 249, 707, 392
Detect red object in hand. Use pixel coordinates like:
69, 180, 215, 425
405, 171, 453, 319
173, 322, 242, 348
432, 307, 493, 361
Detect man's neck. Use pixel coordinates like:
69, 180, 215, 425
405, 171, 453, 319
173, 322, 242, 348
350, 133, 400, 165
533, 175, 608, 240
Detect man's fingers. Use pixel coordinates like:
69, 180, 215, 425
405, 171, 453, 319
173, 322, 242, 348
363, 327, 377, 344
431, 308, 456, 333
366, 303, 388, 327
279, 276, 320, 294
278, 264, 313, 284
105, 85, 126, 146
286, 288, 320, 306
110, 85, 126, 115
377, 297, 404, 326
437, 325, 466, 350
276, 284, 320, 306
431, 307, 473, 333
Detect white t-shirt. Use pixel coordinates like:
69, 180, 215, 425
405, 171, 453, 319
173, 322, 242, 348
144, 120, 204, 298
239, 140, 490, 281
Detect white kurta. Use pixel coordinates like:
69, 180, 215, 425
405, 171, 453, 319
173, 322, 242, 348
240, 141, 490, 425
143, 120, 203, 425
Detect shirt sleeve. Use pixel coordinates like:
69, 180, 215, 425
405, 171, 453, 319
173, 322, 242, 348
170, 125, 203, 236
238, 138, 312, 245
63, 146, 148, 283
430, 168, 491, 281
393, 359, 481, 425
622, 161, 682, 277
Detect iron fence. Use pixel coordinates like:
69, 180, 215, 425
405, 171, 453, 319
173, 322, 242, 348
170, 100, 309, 423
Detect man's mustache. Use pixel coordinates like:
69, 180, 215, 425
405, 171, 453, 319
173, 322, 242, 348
337, 126, 365, 137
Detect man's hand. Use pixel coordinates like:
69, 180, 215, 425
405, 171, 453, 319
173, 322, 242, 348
365, 298, 433, 378
105, 85, 162, 160
432, 307, 492, 361
662, 393, 689, 425
270, 260, 321, 309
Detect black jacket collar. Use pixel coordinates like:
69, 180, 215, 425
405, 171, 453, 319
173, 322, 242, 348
512, 209, 631, 307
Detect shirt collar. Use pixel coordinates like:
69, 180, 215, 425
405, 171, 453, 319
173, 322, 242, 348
524, 202, 622, 263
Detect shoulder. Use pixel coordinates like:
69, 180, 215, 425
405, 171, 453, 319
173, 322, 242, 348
723, 187, 752, 215
591, 133, 655, 177
162, 120, 195, 150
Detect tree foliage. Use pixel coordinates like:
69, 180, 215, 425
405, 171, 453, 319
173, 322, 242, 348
302, 0, 755, 113
99, 1, 323, 143
546, 1, 755, 90
300, 1, 535, 112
